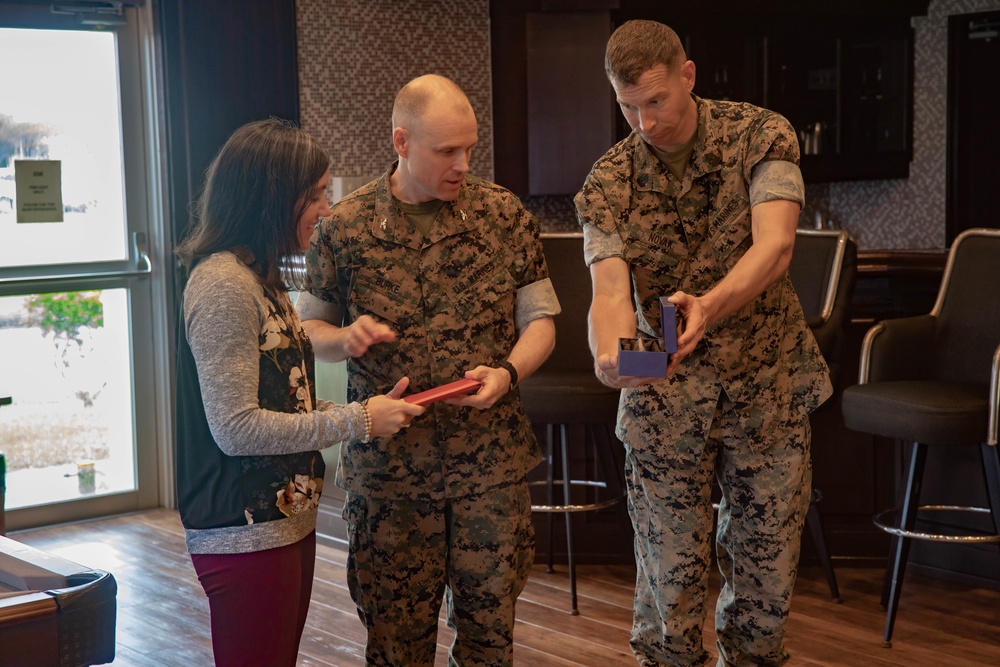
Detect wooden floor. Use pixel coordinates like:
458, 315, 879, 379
10, 508, 1000, 666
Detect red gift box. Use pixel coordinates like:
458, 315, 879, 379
403, 378, 483, 406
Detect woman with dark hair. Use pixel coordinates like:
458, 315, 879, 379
175, 119, 423, 666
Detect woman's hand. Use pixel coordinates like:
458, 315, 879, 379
365, 377, 425, 438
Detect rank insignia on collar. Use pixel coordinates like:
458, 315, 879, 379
380, 218, 387, 230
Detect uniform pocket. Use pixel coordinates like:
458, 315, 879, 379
512, 482, 536, 598
623, 236, 685, 332
342, 493, 377, 630
623, 233, 685, 276
350, 268, 419, 325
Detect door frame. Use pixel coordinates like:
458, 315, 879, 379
0, 1, 175, 530
946, 9, 1000, 246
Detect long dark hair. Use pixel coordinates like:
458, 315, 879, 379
176, 118, 330, 291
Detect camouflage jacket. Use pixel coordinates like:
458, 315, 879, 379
575, 96, 832, 453
305, 163, 547, 500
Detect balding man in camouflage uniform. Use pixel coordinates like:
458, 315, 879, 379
297, 74, 559, 666
575, 20, 832, 667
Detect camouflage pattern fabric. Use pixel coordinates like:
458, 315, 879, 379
343, 481, 535, 667
626, 394, 811, 667
305, 163, 546, 501
305, 162, 548, 665
575, 96, 831, 666
575, 97, 831, 453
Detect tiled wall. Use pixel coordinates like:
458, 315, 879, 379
295, 0, 493, 190
296, 0, 1000, 248
821, 0, 1000, 249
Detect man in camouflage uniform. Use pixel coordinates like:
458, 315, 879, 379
575, 20, 832, 667
296, 74, 559, 666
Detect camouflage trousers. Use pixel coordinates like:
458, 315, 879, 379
342, 480, 535, 667
624, 393, 812, 667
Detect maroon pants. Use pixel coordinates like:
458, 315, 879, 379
191, 532, 316, 667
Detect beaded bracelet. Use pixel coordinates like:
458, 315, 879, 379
360, 399, 372, 443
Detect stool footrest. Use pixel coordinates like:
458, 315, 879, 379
531, 479, 611, 490
873, 505, 1000, 543
531, 496, 625, 513
528, 479, 626, 513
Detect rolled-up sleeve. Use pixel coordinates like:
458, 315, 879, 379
295, 290, 344, 325
582, 222, 625, 266
749, 160, 805, 208
515, 277, 560, 330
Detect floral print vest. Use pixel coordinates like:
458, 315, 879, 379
242, 286, 325, 525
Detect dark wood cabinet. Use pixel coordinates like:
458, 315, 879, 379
657, 6, 927, 182
491, 1, 931, 191
684, 29, 764, 105
525, 12, 614, 195
765, 32, 840, 158
491, 2, 616, 196
755, 26, 916, 182
784, 29, 914, 181
842, 36, 912, 154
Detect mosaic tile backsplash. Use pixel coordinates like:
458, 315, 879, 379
295, 0, 493, 187
295, 0, 999, 249
825, 0, 1000, 250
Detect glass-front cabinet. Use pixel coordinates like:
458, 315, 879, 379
683, 11, 921, 182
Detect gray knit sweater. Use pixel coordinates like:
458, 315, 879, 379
178, 251, 365, 554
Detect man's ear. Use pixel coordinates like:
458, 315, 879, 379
682, 60, 696, 94
392, 127, 409, 158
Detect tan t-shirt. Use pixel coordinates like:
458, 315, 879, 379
396, 197, 445, 236
649, 129, 698, 181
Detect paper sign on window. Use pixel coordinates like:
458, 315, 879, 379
15, 159, 64, 223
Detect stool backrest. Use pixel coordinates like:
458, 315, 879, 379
788, 229, 857, 387
930, 228, 1000, 385
540, 230, 862, 381
539, 233, 593, 372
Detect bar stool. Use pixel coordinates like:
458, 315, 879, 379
787, 228, 858, 602
520, 373, 625, 614
520, 233, 628, 614
711, 229, 855, 603
841, 228, 1000, 647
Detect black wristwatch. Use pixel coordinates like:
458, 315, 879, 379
498, 359, 519, 391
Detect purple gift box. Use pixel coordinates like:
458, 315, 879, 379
618, 298, 677, 378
